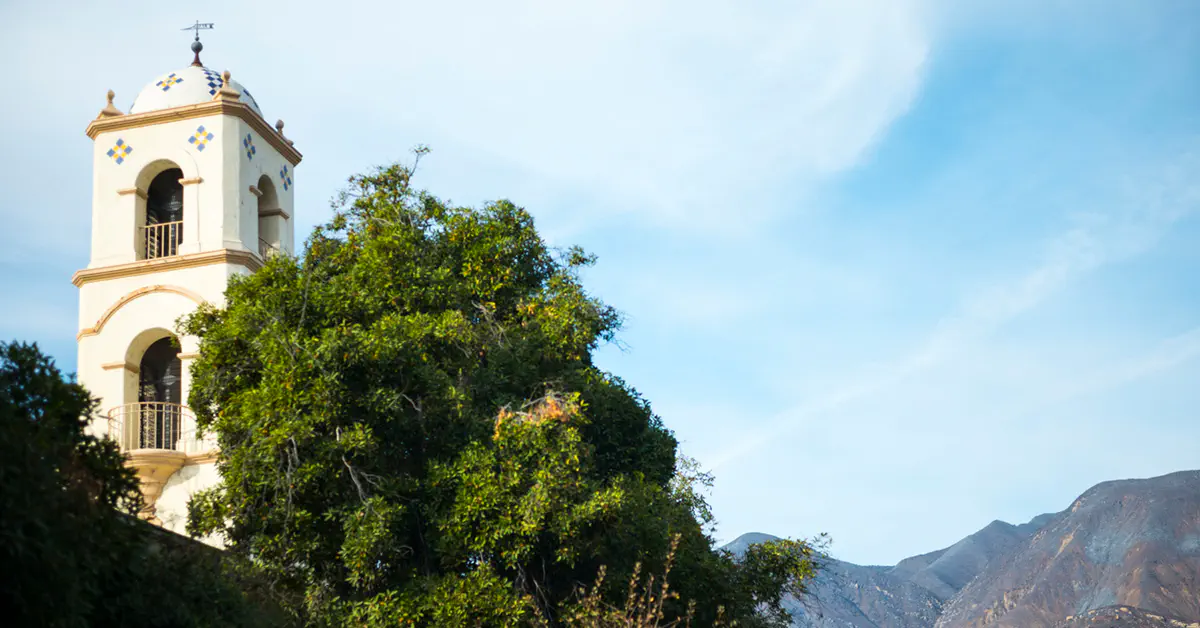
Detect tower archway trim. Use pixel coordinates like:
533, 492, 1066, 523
77, 284, 207, 340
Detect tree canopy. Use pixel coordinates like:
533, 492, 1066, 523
0, 341, 277, 627
183, 153, 820, 626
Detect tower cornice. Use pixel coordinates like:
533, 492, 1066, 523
72, 248, 264, 288
85, 100, 302, 166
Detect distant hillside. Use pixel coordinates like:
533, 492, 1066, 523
1052, 604, 1200, 628
722, 533, 938, 627
725, 470, 1200, 628
784, 557, 943, 627
937, 470, 1200, 628
760, 512, 1049, 628
895, 517, 1047, 601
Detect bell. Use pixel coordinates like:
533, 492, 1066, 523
163, 187, 183, 222
147, 168, 185, 224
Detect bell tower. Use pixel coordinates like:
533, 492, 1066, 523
73, 39, 301, 533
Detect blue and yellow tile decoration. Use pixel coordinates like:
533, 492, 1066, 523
189, 125, 215, 152
107, 139, 132, 165
243, 133, 257, 160
156, 73, 183, 92
280, 165, 292, 191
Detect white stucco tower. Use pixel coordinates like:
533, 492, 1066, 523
74, 42, 301, 534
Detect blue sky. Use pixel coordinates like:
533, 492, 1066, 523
2, 1, 1198, 566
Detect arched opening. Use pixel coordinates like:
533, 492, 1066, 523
135, 337, 183, 449
109, 328, 202, 456
256, 174, 282, 257
143, 168, 184, 259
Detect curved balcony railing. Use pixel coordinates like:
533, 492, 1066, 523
106, 402, 214, 455
141, 220, 183, 259
258, 238, 279, 258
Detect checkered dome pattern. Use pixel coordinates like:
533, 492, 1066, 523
130, 65, 264, 117
200, 68, 224, 96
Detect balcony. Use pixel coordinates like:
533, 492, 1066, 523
106, 402, 215, 524
108, 401, 190, 451
141, 220, 183, 259
258, 238, 279, 258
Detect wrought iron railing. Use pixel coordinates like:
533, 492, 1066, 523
106, 402, 212, 454
258, 238, 278, 258
141, 220, 184, 259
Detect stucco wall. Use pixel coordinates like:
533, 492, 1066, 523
156, 461, 222, 537
90, 114, 295, 268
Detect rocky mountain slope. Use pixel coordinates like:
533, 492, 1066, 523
936, 470, 1200, 628
783, 557, 943, 627
776, 514, 1052, 627
1054, 605, 1199, 628
726, 470, 1200, 628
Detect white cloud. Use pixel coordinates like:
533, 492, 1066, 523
289, 0, 931, 228
705, 317, 1200, 562
0, 0, 930, 260
1036, 325, 1200, 406
710, 150, 1200, 471
454, 0, 925, 227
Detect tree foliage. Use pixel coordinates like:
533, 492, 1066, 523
183, 153, 819, 626
0, 341, 277, 627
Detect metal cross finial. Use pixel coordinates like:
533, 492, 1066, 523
182, 21, 214, 66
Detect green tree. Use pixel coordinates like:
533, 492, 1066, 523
0, 341, 141, 625
0, 341, 281, 627
183, 152, 819, 626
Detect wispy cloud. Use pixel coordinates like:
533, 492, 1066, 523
332, 0, 932, 229
1037, 325, 1200, 406
0, 0, 931, 265
710, 151, 1200, 471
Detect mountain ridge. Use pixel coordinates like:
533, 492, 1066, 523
726, 470, 1200, 628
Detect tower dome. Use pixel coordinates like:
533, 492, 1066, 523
129, 65, 262, 116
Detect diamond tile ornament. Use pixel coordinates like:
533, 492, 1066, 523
106, 139, 132, 164
243, 133, 257, 160
156, 73, 183, 92
188, 125, 215, 151
280, 165, 292, 191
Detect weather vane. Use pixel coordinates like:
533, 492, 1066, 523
182, 20, 214, 66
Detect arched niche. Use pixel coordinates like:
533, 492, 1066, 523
122, 326, 176, 399
114, 328, 184, 451
120, 326, 197, 402
256, 174, 283, 256
134, 160, 185, 260
136, 337, 183, 449
134, 158, 186, 191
